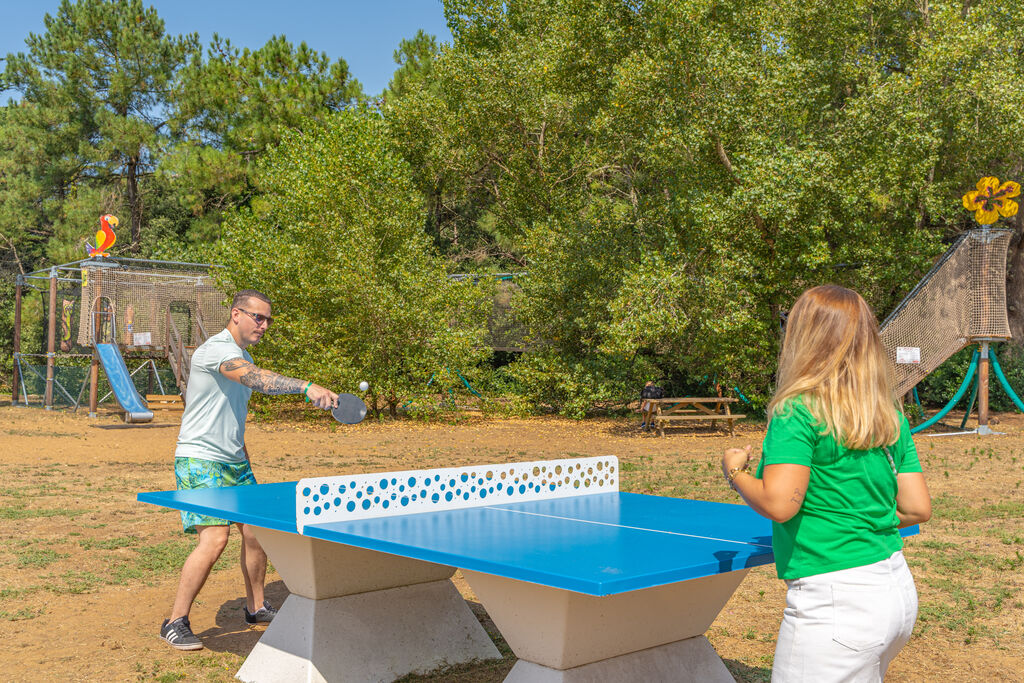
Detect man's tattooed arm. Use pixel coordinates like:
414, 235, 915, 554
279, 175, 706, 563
220, 359, 306, 395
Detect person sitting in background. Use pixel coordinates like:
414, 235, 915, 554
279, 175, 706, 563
640, 380, 664, 430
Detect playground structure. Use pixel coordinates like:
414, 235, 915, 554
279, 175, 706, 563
449, 272, 528, 354
879, 227, 1021, 434
11, 255, 228, 421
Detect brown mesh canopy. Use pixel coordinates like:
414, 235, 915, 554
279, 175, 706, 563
880, 228, 1012, 397
76, 262, 228, 348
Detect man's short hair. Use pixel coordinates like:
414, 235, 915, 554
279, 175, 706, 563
232, 289, 271, 310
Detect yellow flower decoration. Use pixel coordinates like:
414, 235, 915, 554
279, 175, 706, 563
962, 176, 1020, 224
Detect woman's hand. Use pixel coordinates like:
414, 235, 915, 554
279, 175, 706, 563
722, 444, 753, 479
721, 445, 810, 523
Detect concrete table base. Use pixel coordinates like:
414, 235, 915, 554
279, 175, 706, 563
236, 580, 500, 683
462, 568, 749, 679
237, 527, 501, 682
504, 637, 734, 683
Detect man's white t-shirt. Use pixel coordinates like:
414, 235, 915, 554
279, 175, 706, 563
174, 329, 253, 464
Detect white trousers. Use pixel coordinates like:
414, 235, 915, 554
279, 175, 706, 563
772, 550, 918, 682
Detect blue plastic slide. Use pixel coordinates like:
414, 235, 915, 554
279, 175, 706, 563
96, 343, 154, 423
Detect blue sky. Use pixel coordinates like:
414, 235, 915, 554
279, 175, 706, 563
0, 0, 453, 99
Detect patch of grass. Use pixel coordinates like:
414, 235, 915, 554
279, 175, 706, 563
0, 485, 35, 498
724, 659, 772, 683
0, 585, 41, 599
16, 548, 69, 569
393, 655, 513, 682
46, 570, 102, 594
108, 537, 238, 586
996, 550, 1024, 571
78, 535, 140, 550
0, 504, 87, 520
919, 546, 1024, 577
0, 606, 45, 621
919, 540, 957, 551
991, 529, 1024, 545
932, 494, 1024, 523
916, 574, 1015, 644
109, 538, 194, 582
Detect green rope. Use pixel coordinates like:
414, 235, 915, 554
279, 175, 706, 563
911, 351, 979, 434
990, 350, 1024, 412
959, 377, 979, 430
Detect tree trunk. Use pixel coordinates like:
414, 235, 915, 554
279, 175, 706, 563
126, 156, 142, 249
1006, 212, 1024, 344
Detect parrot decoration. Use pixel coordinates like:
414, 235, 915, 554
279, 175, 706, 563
86, 214, 118, 257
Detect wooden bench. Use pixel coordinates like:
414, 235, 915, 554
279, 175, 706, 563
146, 394, 184, 413
643, 397, 744, 436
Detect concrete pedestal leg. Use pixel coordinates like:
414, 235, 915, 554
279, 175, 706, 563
237, 581, 499, 683
236, 527, 500, 682
462, 568, 749, 681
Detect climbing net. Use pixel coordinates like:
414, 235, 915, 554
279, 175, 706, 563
880, 228, 1012, 397
75, 258, 228, 348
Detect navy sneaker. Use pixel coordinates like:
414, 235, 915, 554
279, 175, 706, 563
244, 600, 277, 624
160, 616, 203, 651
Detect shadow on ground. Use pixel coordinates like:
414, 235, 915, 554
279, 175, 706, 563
197, 580, 291, 655
724, 658, 772, 682
90, 422, 179, 430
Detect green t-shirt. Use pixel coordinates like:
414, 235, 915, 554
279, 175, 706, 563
755, 399, 921, 580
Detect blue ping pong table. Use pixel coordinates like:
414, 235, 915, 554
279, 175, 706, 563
139, 457, 780, 682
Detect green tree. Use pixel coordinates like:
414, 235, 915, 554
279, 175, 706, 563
390, 0, 1024, 414
162, 34, 363, 248
383, 29, 520, 267
2, 0, 199, 255
385, 30, 441, 100
216, 110, 491, 416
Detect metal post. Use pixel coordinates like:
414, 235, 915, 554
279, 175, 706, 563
88, 266, 100, 418
44, 268, 58, 410
978, 341, 991, 434
12, 275, 22, 405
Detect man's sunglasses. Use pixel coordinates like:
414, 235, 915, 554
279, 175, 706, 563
236, 308, 273, 327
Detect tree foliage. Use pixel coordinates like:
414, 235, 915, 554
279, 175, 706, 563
164, 34, 362, 242
215, 111, 491, 416
383, 0, 1024, 413
2, 0, 198, 259
0, 0, 363, 267
385, 29, 441, 101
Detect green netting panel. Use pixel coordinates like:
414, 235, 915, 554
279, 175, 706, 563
19, 363, 180, 408
20, 364, 91, 407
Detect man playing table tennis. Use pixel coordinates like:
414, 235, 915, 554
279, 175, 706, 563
159, 289, 339, 651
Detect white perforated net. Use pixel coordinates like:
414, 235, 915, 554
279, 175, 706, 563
880, 228, 1012, 397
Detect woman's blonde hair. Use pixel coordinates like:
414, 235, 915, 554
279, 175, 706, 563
768, 285, 901, 450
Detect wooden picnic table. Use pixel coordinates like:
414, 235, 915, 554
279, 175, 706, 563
642, 397, 745, 437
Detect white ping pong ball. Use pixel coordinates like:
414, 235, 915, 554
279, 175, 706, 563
359, 381, 369, 392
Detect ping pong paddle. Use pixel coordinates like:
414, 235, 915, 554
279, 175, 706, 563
331, 393, 367, 424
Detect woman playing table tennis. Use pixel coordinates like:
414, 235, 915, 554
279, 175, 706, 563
722, 285, 931, 682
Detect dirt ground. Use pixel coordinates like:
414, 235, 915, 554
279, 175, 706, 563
1, 404, 1022, 682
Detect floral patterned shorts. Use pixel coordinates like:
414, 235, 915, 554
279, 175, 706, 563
174, 457, 257, 533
